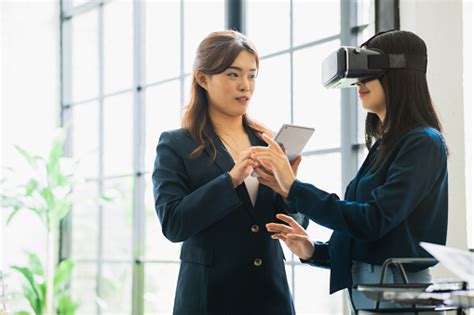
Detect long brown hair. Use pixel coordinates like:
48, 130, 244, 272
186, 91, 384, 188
182, 30, 264, 162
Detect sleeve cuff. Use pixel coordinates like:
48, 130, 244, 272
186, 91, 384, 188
300, 241, 330, 268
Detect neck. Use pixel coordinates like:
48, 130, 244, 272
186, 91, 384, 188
210, 110, 245, 135
377, 108, 386, 124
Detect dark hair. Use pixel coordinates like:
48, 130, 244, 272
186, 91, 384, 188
362, 30, 444, 167
181, 30, 263, 162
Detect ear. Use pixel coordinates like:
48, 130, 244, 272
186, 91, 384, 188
194, 71, 208, 90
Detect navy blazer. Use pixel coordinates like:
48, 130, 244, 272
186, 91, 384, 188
286, 127, 448, 294
152, 124, 306, 314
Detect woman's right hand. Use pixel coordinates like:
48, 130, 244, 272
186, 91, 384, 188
266, 213, 315, 260
228, 149, 257, 188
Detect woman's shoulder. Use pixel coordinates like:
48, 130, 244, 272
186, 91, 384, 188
159, 128, 192, 143
405, 127, 445, 145
398, 126, 447, 155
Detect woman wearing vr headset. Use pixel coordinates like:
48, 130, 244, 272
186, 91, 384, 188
152, 30, 308, 314
251, 30, 448, 311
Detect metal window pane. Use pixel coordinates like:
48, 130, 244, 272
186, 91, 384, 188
247, 0, 290, 56
104, 1, 133, 94
247, 54, 291, 133
183, 74, 192, 109
145, 1, 181, 83
71, 9, 99, 102
356, 0, 374, 26
293, 41, 341, 151
99, 263, 133, 314
294, 265, 344, 314
297, 153, 342, 197
71, 262, 98, 314
145, 80, 181, 173
73, 0, 92, 7
144, 177, 181, 261
285, 264, 294, 295
144, 263, 179, 314
292, 0, 340, 47
183, 0, 225, 73
102, 177, 133, 259
103, 93, 133, 177
71, 181, 99, 260
72, 101, 99, 178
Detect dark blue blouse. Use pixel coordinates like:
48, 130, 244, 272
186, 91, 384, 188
286, 127, 448, 293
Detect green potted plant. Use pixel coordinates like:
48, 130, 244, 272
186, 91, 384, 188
1, 128, 84, 314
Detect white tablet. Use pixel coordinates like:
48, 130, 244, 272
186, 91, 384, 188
274, 124, 315, 161
252, 124, 314, 177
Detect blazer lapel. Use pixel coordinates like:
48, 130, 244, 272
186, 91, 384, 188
205, 127, 235, 173
245, 125, 272, 211
204, 125, 256, 218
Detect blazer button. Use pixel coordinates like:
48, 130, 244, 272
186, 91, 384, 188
251, 224, 259, 233
254, 258, 263, 267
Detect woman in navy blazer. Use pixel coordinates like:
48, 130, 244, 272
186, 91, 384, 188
251, 30, 449, 312
152, 30, 307, 315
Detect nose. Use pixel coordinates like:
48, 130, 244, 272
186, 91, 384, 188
239, 77, 251, 91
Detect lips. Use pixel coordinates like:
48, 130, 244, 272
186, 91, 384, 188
235, 96, 250, 104
358, 90, 369, 97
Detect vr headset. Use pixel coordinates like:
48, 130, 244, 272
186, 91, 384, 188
321, 46, 427, 88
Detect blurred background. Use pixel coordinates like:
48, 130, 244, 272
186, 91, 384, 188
1, 0, 472, 314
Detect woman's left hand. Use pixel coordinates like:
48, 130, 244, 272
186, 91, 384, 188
266, 213, 315, 260
251, 133, 297, 198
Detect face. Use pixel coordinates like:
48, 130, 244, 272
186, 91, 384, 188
356, 79, 386, 120
198, 50, 257, 118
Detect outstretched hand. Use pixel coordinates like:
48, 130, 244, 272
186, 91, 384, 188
266, 213, 314, 260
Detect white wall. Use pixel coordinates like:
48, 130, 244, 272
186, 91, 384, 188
400, 0, 469, 279
463, 0, 473, 250
0, 0, 59, 308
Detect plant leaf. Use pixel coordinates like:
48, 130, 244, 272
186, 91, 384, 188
14, 145, 42, 169
54, 259, 74, 290
27, 253, 44, 276
25, 179, 39, 196
11, 265, 44, 313
14, 311, 31, 315
57, 293, 79, 315
54, 198, 73, 223
6, 205, 22, 225
23, 284, 42, 314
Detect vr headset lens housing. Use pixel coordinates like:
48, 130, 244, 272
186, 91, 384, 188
321, 46, 427, 89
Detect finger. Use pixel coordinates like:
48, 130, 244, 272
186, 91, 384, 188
243, 165, 254, 178
266, 223, 294, 234
287, 234, 309, 242
255, 167, 273, 179
251, 154, 275, 171
275, 213, 301, 229
271, 233, 288, 241
238, 158, 256, 171
250, 146, 268, 154
261, 133, 285, 154
292, 155, 302, 167
238, 149, 252, 161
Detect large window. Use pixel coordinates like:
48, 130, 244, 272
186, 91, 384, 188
60, 0, 374, 313
246, 1, 374, 313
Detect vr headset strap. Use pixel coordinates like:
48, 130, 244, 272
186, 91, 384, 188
368, 54, 427, 73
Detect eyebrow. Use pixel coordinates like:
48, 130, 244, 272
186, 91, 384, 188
227, 66, 257, 72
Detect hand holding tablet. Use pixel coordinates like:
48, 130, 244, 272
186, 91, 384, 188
252, 124, 314, 177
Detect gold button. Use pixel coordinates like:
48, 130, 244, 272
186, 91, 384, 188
254, 258, 263, 267
251, 225, 259, 233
